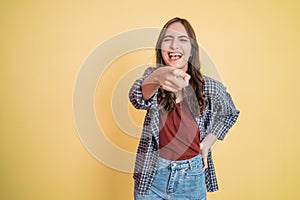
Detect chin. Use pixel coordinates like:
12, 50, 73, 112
169, 63, 188, 70
173, 65, 185, 69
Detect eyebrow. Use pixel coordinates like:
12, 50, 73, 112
163, 35, 189, 39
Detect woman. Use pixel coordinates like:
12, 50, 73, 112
129, 17, 239, 200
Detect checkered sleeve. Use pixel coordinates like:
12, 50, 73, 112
129, 67, 157, 110
210, 81, 240, 140
205, 151, 219, 192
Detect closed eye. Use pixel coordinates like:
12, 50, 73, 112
179, 36, 189, 42
163, 38, 172, 42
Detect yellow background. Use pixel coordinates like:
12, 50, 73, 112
1, 0, 300, 199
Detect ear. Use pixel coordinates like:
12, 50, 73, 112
189, 51, 193, 59
188, 54, 193, 62
190, 49, 193, 57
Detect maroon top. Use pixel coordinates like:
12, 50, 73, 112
159, 101, 201, 161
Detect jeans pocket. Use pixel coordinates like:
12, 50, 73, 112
184, 167, 206, 199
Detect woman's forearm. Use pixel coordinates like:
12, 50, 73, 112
200, 133, 218, 171
141, 70, 160, 101
201, 133, 218, 151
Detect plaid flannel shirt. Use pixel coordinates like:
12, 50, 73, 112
129, 67, 240, 195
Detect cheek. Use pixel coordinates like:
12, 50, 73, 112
184, 45, 192, 57
161, 50, 168, 59
160, 41, 167, 52
160, 51, 169, 64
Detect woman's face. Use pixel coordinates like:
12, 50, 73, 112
161, 22, 192, 72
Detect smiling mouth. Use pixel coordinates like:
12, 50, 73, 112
168, 52, 182, 60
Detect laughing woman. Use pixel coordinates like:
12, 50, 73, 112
129, 17, 240, 200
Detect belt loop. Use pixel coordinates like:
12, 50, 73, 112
188, 160, 193, 170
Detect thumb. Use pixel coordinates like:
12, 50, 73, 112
202, 155, 208, 172
182, 73, 190, 85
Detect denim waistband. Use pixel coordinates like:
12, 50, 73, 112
157, 154, 203, 170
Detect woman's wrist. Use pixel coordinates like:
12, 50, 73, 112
141, 71, 161, 100
201, 133, 218, 152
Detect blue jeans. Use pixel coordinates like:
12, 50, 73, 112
134, 154, 206, 200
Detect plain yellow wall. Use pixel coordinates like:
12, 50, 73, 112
1, 0, 300, 199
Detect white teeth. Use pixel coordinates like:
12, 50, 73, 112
168, 52, 182, 58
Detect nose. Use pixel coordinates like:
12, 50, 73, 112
170, 39, 179, 49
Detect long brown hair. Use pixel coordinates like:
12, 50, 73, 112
156, 17, 208, 116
